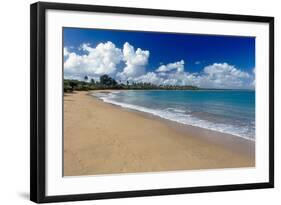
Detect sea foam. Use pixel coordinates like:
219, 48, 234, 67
92, 91, 255, 141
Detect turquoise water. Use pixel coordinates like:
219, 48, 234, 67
93, 90, 255, 140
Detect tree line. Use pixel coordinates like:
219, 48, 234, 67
64, 74, 199, 92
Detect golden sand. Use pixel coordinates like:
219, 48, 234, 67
63, 91, 254, 176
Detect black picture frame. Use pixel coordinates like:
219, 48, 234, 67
30, 1, 274, 203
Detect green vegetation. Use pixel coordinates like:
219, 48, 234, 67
64, 75, 199, 92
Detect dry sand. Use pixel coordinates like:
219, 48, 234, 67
63, 91, 255, 176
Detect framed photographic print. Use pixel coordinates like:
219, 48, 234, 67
30, 1, 274, 203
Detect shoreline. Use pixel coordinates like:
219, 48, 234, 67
90, 90, 255, 158
64, 91, 255, 176
90, 90, 255, 142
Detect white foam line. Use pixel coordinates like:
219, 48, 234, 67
92, 93, 255, 142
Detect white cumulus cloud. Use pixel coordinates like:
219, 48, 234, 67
251, 68, 256, 87
131, 62, 254, 89
64, 47, 69, 57
133, 72, 164, 85
156, 60, 184, 73
197, 63, 252, 89
117, 42, 150, 80
64, 41, 123, 79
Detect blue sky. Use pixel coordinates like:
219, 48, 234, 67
63, 27, 255, 89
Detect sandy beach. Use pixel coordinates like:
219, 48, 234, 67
63, 91, 255, 176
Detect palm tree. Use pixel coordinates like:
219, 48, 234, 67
84, 75, 88, 81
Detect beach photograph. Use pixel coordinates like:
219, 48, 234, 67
63, 28, 255, 176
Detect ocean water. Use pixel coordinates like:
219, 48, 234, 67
93, 90, 255, 141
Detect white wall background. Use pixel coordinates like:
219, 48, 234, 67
0, 0, 279, 204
